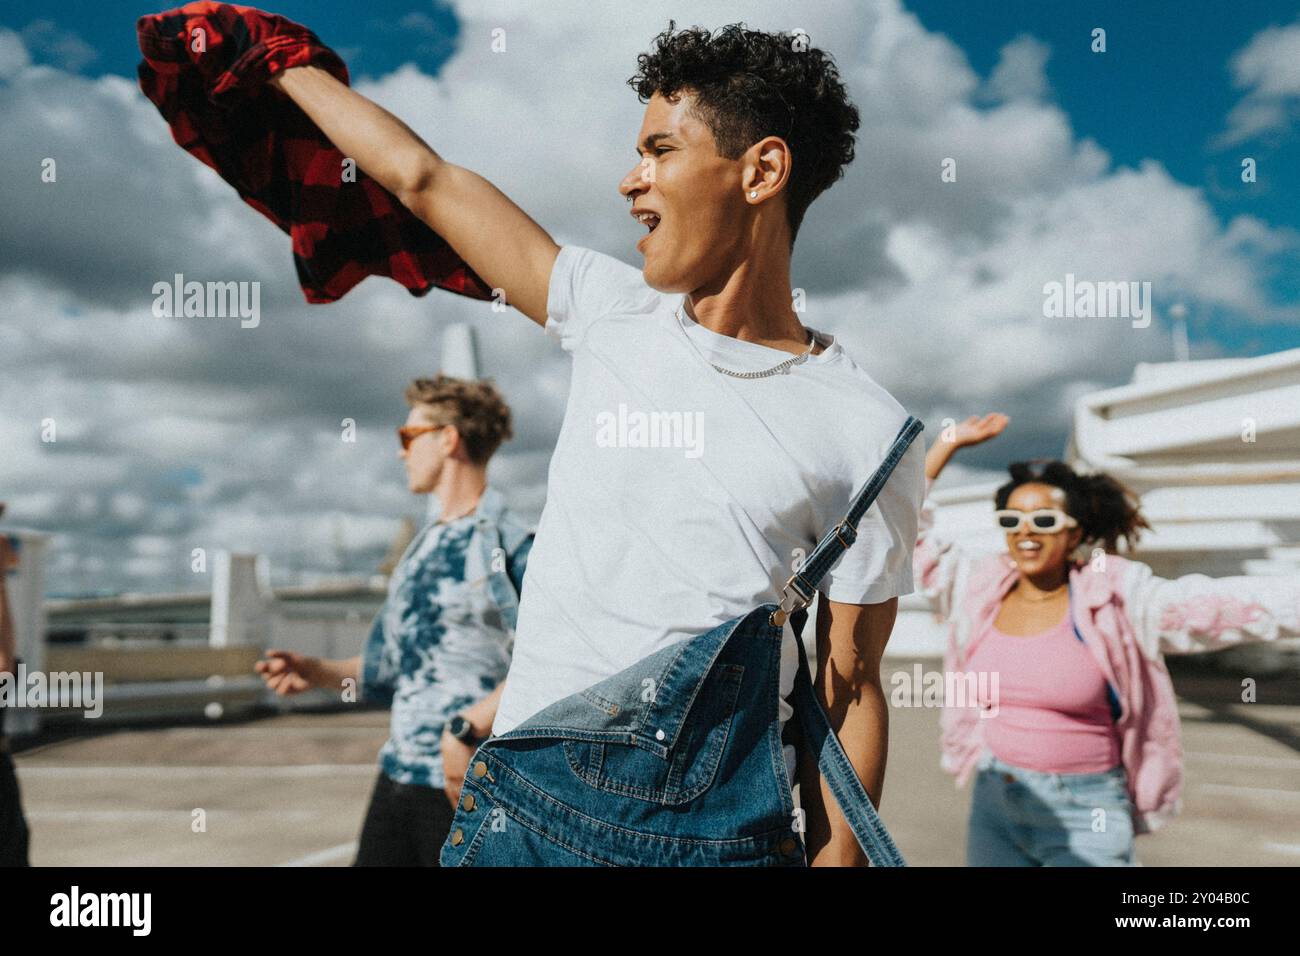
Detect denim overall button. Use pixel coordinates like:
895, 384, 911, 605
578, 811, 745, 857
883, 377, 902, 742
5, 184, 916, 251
450, 829, 464, 847
462, 794, 476, 812
473, 761, 489, 779
655, 729, 665, 741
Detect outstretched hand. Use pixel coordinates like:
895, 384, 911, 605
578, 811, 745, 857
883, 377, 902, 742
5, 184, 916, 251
950, 413, 1010, 449
255, 649, 319, 696
925, 412, 1010, 481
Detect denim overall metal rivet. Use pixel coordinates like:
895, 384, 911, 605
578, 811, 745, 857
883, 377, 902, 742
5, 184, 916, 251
1002, 773, 1015, 784
655, 729, 665, 741
609, 704, 619, 716
450, 829, 464, 846
779, 838, 799, 856
462, 794, 476, 812
473, 761, 489, 779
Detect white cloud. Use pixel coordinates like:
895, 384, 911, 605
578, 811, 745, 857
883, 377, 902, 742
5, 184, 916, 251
983, 34, 1051, 103
0, 29, 31, 79
18, 19, 98, 73
1216, 21, 1300, 146
1, 0, 1294, 594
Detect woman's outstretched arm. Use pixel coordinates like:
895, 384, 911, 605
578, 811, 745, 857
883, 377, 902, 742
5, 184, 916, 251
1122, 559, 1300, 658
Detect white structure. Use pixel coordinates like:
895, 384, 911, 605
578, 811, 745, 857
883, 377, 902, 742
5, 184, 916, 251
440, 322, 480, 380
890, 347, 1300, 658
209, 552, 274, 648
427, 322, 481, 525
4, 530, 50, 735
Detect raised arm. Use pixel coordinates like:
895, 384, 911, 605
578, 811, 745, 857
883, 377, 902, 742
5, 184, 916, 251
1122, 559, 1300, 659
272, 65, 559, 325
923, 413, 1008, 483
914, 413, 1009, 620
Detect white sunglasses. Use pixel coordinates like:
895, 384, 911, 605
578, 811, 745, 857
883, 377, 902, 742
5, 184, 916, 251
994, 508, 1078, 534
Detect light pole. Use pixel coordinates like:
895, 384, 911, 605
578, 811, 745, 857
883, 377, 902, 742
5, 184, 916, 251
1169, 302, 1190, 361
426, 324, 481, 522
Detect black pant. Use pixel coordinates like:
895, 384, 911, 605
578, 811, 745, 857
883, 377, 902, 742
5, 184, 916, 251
353, 771, 455, 866
0, 709, 30, 867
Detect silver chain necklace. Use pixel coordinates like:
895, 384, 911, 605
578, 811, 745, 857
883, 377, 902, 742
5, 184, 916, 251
675, 302, 815, 379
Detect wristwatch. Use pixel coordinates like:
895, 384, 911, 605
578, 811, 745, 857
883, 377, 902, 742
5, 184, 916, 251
447, 714, 483, 745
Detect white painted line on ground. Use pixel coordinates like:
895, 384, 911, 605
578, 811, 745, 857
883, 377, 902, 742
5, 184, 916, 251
1264, 842, 1300, 856
16, 764, 377, 778
1198, 783, 1300, 799
159, 727, 386, 737
26, 809, 326, 822
278, 841, 358, 868
1185, 751, 1300, 768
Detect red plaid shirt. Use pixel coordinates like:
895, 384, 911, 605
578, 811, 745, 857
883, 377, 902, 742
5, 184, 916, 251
137, 2, 493, 305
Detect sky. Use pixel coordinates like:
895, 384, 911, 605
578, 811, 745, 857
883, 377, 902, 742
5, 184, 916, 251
1, 0, 1298, 596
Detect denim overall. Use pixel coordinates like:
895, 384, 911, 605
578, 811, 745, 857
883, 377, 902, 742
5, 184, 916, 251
441, 416, 924, 867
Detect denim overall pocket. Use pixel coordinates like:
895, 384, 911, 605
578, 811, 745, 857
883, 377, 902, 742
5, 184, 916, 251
563, 661, 745, 805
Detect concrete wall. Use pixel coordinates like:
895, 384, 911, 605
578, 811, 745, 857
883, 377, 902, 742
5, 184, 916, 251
25, 548, 386, 731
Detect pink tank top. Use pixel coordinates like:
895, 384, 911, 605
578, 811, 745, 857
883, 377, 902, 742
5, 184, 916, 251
964, 609, 1120, 774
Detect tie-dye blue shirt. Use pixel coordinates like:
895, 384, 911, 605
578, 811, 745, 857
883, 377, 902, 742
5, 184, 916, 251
360, 487, 532, 789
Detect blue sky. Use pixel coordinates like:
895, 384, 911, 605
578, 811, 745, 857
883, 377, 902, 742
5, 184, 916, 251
907, 0, 1299, 225
906, 0, 1300, 355
3, 0, 465, 77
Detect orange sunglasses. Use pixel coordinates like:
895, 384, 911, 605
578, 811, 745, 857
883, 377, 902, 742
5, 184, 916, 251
397, 424, 449, 450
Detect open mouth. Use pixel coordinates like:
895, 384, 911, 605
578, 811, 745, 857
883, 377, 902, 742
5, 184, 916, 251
1016, 540, 1043, 555
635, 212, 661, 233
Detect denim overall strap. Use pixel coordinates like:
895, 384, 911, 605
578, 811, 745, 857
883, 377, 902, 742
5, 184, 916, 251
779, 415, 922, 867
790, 627, 907, 866
777, 415, 924, 616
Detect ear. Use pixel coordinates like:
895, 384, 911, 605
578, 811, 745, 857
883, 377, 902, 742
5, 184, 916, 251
442, 425, 466, 460
743, 136, 792, 200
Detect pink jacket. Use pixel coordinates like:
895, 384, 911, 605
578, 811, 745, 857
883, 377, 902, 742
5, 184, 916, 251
914, 482, 1300, 833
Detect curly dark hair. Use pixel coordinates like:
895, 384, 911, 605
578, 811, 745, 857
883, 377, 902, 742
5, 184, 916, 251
994, 460, 1151, 555
627, 21, 860, 246
404, 375, 513, 466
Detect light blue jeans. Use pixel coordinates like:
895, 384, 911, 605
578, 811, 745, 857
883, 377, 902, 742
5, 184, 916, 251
967, 751, 1137, 866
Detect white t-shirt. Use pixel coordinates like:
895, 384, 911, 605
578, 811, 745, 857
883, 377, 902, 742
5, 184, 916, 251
494, 245, 925, 784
